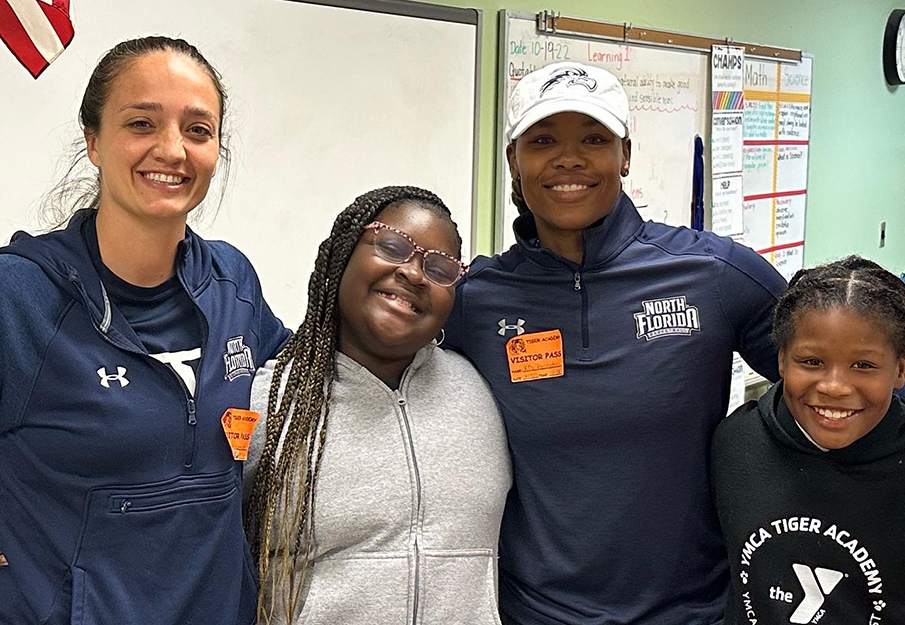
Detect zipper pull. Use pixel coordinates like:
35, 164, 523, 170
574, 272, 582, 291
120, 500, 132, 513
187, 398, 197, 425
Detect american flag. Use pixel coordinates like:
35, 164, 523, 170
0, 0, 74, 78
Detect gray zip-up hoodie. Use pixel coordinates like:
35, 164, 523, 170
246, 344, 511, 625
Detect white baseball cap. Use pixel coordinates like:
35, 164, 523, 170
506, 61, 630, 142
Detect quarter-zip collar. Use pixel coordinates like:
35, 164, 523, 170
512, 191, 644, 270
1, 209, 213, 349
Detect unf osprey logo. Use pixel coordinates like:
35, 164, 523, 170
540, 66, 598, 95
223, 336, 254, 381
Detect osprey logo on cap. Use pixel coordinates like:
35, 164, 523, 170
540, 66, 598, 95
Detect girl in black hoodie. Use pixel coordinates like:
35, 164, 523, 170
713, 255, 905, 625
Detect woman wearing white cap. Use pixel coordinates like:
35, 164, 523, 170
442, 62, 787, 624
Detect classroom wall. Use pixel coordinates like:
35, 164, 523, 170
433, 0, 905, 274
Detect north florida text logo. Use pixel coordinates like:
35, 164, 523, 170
633, 295, 701, 341
223, 336, 254, 381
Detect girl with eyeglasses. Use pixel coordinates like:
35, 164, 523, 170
244, 186, 512, 625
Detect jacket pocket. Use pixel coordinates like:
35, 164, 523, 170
418, 549, 502, 625
294, 555, 410, 625
68, 469, 255, 625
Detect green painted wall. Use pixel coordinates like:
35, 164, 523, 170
435, 0, 905, 274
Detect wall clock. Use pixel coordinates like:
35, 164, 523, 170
884, 9, 905, 85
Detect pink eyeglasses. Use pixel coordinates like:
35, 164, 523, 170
364, 221, 468, 287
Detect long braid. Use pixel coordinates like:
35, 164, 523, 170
773, 255, 905, 355
245, 186, 458, 623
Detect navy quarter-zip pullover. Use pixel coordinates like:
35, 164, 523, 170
444, 193, 787, 625
0, 210, 289, 625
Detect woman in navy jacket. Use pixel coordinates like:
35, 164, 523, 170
0, 37, 289, 624
444, 62, 787, 625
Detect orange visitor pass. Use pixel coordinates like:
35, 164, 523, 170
506, 329, 565, 383
220, 408, 261, 461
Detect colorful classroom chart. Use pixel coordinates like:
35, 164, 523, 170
711, 46, 745, 241
742, 57, 812, 281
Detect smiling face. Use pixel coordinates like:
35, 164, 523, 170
779, 307, 905, 450
507, 111, 630, 243
337, 202, 459, 372
85, 51, 221, 225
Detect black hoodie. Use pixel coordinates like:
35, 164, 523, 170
713, 382, 905, 624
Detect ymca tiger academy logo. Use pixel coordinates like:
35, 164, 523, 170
735, 515, 887, 624
223, 336, 254, 381
633, 295, 701, 341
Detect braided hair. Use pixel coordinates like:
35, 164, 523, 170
245, 185, 459, 622
773, 255, 905, 356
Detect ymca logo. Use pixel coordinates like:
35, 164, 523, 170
498, 318, 526, 336
789, 564, 843, 624
223, 336, 254, 382
633, 295, 701, 341
737, 515, 885, 623
540, 66, 597, 95
97, 366, 129, 388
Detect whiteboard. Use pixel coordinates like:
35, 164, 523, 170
498, 11, 710, 250
0, 0, 480, 329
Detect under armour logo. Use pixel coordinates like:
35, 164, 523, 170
540, 67, 597, 95
790, 564, 843, 624
498, 318, 526, 336
97, 366, 130, 388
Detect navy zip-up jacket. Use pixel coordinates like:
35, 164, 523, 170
444, 193, 787, 625
0, 210, 289, 625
